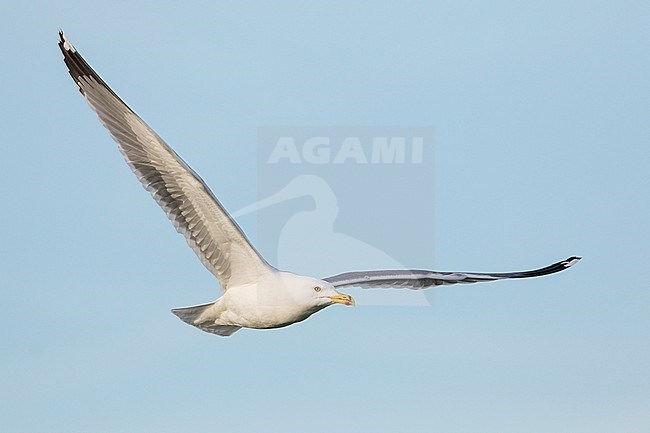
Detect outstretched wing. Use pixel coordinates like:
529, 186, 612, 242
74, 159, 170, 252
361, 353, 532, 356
58, 31, 273, 290
324, 257, 581, 289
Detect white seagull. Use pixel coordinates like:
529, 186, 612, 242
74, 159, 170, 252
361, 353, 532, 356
58, 32, 581, 337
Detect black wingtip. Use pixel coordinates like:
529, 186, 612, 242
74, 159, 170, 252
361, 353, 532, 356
487, 255, 581, 279
58, 30, 67, 47
562, 256, 582, 268
58, 30, 88, 95
57, 31, 129, 105
57, 30, 75, 52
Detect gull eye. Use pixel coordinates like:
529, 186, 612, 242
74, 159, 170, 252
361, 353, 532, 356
314, 286, 322, 292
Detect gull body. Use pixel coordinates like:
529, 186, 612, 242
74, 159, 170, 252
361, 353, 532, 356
173, 272, 351, 336
58, 32, 580, 337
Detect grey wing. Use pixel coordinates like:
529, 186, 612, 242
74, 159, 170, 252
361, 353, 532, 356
324, 256, 581, 289
58, 32, 272, 290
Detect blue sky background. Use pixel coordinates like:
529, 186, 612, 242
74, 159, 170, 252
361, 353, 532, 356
1, 1, 649, 432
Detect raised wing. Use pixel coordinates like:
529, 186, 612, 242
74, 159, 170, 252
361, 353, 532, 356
324, 256, 581, 289
58, 31, 273, 290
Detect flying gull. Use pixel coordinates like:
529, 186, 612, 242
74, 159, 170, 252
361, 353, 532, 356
58, 31, 581, 337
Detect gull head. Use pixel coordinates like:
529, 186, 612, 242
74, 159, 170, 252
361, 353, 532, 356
280, 273, 355, 310
305, 278, 355, 308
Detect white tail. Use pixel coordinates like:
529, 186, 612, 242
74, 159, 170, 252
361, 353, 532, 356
171, 302, 241, 337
